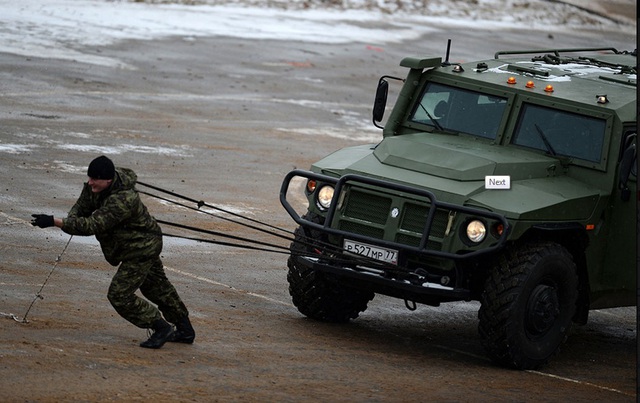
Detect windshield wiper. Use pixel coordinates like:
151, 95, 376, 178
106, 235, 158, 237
419, 103, 444, 132
534, 124, 557, 156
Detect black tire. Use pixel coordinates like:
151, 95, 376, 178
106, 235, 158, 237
287, 213, 374, 323
478, 242, 578, 370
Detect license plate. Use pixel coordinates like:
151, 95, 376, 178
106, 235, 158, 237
343, 239, 398, 265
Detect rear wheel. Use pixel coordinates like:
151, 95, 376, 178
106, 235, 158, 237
287, 213, 374, 323
478, 242, 578, 369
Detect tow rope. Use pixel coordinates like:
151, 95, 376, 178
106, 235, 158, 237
1, 235, 74, 323
136, 180, 294, 254
136, 181, 406, 273
157, 219, 290, 255
138, 181, 290, 237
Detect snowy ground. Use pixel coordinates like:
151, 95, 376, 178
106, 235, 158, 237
0, 0, 635, 68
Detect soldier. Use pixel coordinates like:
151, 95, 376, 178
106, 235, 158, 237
31, 155, 195, 349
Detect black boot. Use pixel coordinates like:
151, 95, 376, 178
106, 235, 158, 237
170, 316, 195, 344
140, 319, 174, 349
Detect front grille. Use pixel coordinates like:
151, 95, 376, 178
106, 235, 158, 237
343, 189, 390, 224
400, 203, 429, 232
400, 202, 449, 238
397, 203, 449, 251
337, 186, 449, 251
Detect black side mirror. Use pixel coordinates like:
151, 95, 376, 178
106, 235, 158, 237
372, 78, 389, 128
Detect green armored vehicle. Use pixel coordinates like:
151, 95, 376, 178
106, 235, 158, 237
280, 45, 636, 369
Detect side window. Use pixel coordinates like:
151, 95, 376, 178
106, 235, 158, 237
512, 104, 606, 163
619, 131, 637, 180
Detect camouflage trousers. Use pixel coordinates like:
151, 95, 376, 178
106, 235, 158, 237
107, 255, 189, 329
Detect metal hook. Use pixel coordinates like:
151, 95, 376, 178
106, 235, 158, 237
404, 299, 417, 311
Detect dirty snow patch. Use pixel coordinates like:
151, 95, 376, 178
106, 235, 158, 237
0, 144, 34, 154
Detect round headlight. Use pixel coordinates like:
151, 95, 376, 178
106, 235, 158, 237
466, 220, 486, 243
317, 185, 334, 209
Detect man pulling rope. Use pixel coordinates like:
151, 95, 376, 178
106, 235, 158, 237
31, 155, 195, 349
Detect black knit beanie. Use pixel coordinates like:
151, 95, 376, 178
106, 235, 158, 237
87, 155, 115, 180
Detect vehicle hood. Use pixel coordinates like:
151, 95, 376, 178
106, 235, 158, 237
373, 133, 554, 181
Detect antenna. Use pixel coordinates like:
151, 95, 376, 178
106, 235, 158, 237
443, 39, 452, 66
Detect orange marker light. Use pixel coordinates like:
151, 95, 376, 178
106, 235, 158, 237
544, 84, 554, 92
307, 180, 317, 193
586, 224, 595, 231
507, 76, 517, 84
526, 81, 535, 88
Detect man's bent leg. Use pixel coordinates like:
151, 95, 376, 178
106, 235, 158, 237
139, 257, 189, 323
108, 259, 160, 328
108, 258, 174, 348
140, 257, 194, 343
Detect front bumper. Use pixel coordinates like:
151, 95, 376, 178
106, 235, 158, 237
293, 254, 472, 305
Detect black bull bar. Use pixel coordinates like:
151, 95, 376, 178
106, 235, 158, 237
280, 169, 510, 261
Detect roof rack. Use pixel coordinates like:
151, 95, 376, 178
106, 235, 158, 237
494, 47, 619, 59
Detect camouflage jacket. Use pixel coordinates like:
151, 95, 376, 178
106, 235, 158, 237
62, 167, 162, 266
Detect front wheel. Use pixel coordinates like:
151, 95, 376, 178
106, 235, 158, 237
287, 213, 374, 323
478, 242, 578, 370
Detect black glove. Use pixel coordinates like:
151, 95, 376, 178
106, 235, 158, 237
31, 214, 55, 228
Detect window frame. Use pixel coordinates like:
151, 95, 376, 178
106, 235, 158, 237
403, 79, 513, 143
